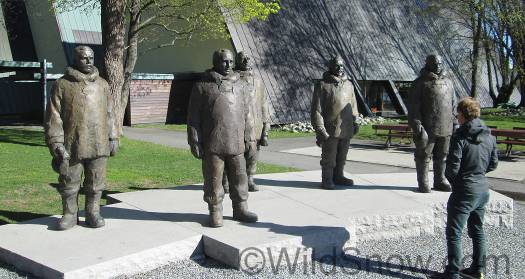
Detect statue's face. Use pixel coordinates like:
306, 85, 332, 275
237, 53, 252, 71
214, 51, 234, 76
74, 48, 94, 74
329, 57, 345, 76
426, 55, 443, 75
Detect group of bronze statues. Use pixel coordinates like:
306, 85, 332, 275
44, 45, 456, 230
186, 49, 266, 227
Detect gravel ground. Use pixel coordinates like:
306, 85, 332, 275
1, 201, 523, 279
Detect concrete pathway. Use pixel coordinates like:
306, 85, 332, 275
284, 145, 525, 181
123, 127, 525, 200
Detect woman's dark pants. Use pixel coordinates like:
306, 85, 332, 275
445, 191, 490, 275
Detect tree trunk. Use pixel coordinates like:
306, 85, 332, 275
470, 8, 482, 99
519, 81, 525, 108
116, 0, 140, 136
485, 48, 498, 107
482, 22, 497, 107
496, 85, 514, 105
101, 0, 126, 138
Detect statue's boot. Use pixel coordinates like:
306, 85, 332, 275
415, 159, 431, 193
321, 167, 335, 190
86, 191, 105, 228
433, 160, 452, 192
57, 192, 78, 230
208, 203, 223, 228
222, 173, 230, 194
248, 175, 259, 192
333, 166, 354, 186
233, 201, 258, 223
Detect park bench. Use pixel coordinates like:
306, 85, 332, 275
372, 124, 413, 148
491, 128, 525, 157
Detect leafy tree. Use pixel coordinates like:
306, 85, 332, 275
50, 0, 280, 135
424, 0, 525, 107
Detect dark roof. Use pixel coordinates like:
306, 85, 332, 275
226, 0, 511, 124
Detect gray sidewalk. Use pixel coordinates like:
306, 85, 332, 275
123, 127, 525, 201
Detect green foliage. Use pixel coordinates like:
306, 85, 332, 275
49, 0, 280, 42
221, 0, 280, 22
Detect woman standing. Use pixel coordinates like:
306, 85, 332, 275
430, 97, 498, 279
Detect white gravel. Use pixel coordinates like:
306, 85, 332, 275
1, 201, 523, 279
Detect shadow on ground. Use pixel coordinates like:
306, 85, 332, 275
0, 128, 46, 147
254, 178, 417, 192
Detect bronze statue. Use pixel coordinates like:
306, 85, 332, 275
222, 51, 270, 193
45, 45, 118, 230
311, 55, 359, 190
187, 49, 258, 227
408, 54, 456, 193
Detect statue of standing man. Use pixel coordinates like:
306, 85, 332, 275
408, 54, 456, 193
187, 49, 258, 228
311, 55, 359, 190
223, 51, 270, 193
45, 45, 118, 230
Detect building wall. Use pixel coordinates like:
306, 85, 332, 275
0, 4, 14, 78
24, 0, 68, 73
0, 4, 13, 61
26, 2, 234, 74
134, 38, 234, 73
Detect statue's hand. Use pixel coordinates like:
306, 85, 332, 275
413, 120, 424, 135
316, 132, 329, 147
259, 136, 269, 147
51, 143, 69, 160
353, 123, 360, 135
414, 127, 429, 149
110, 139, 119, 156
190, 143, 203, 159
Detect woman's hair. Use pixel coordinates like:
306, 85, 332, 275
457, 97, 481, 121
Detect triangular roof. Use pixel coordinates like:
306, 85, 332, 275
226, 0, 510, 124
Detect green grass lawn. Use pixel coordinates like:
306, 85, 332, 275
133, 123, 187, 132
0, 128, 296, 225
133, 123, 317, 139
131, 115, 525, 151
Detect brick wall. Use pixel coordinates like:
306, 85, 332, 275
129, 79, 173, 125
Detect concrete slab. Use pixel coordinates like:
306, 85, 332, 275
360, 172, 514, 228
109, 171, 512, 269
282, 146, 525, 181
0, 171, 513, 278
0, 203, 203, 279
109, 184, 352, 269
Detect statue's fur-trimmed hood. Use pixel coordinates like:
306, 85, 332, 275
64, 66, 100, 82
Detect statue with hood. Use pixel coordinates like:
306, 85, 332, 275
187, 49, 258, 227
408, 54, 457, 193
45, 45, 118, 230
311, 55, 359, 190
222, 51, 270, 193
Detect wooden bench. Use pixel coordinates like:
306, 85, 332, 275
372, 124, 413, 148
491, 128, 525, 157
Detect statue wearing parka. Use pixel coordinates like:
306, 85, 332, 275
311, 71, 358, 189
408, 67, 457, 193
46, 67, 117, 160
187, 69, 250, 206
223, 69, 270, 193
45, 64, 116, 231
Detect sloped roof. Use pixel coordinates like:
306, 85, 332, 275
226, 0, 508, 124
